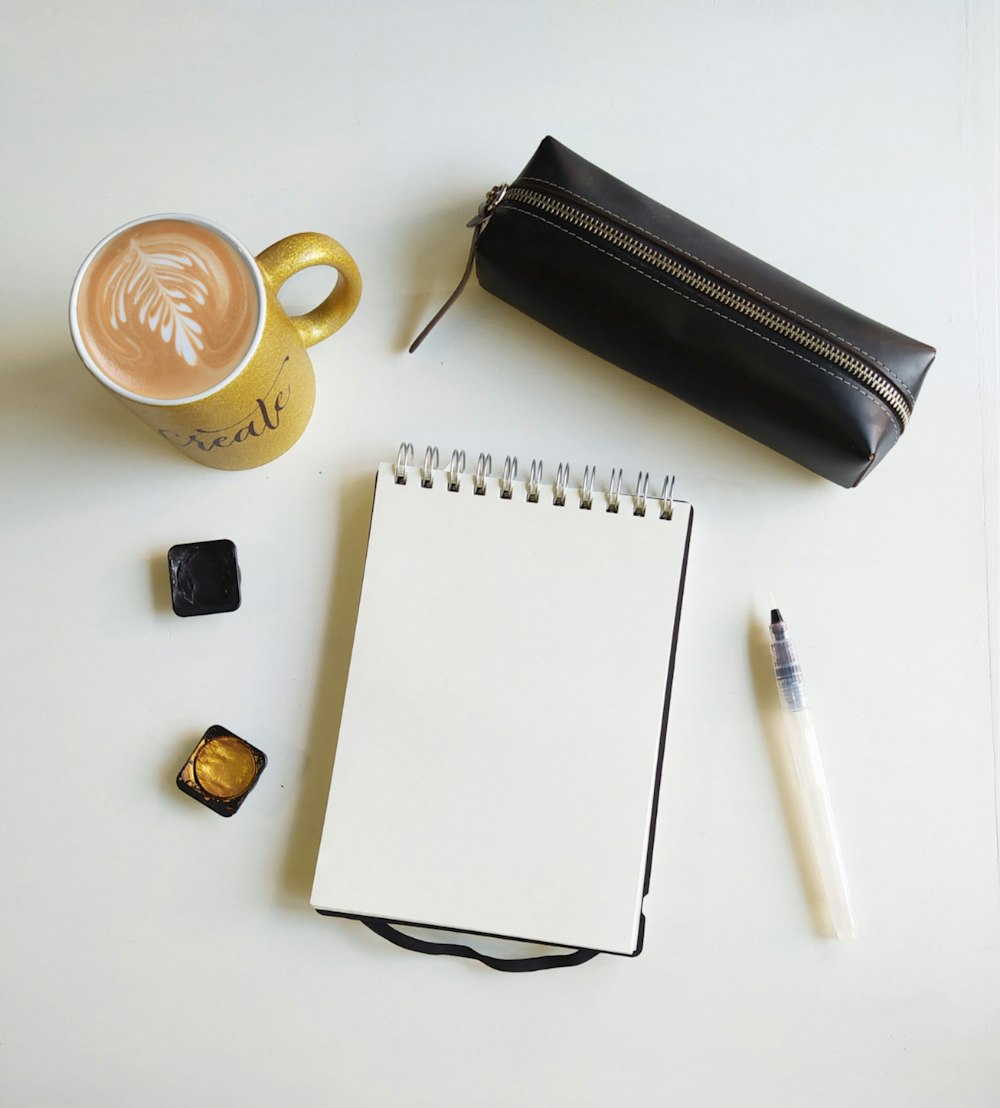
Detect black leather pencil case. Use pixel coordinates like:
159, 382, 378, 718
411, 136, 936, 487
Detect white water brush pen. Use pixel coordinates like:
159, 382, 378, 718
768, 607, 856, 939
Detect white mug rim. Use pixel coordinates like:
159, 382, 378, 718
68, 213, 267, 407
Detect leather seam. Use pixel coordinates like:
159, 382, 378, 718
501, 205, 900, 444
516, 175, 915, 403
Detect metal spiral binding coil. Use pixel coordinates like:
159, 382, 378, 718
394, 442, 414, 483
421, 446, 439, 487
527, 460, 543, 503
553, 463, 569, 507
447, 450, 466, 492
474, 453, 491, 495
607, 468, 623, 513
659, 474, 675, 520
580, 465, 596, 510
634, 471, 649, 517
500, 455, 517, 499
394, 444, 676, 519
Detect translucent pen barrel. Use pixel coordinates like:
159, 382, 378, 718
769, 614, 856, 940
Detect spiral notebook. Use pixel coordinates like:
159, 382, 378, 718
310, 446, 694, 957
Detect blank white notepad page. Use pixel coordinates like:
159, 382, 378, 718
311, 462, 692, 955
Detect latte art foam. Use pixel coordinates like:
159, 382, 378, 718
75, 218, 259, 400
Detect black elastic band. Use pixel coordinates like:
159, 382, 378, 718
359, 917, 599, 972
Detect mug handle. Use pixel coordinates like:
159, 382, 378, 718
255, 232, 362, 348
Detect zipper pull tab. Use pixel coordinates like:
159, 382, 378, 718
408, 184, 508, 354
466, 183, 508, 228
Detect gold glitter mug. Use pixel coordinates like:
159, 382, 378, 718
69, 214, 362, 470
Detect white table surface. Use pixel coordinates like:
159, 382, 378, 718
2, 2, 998, 1105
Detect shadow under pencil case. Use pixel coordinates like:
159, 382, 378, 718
410, 136, 936, 488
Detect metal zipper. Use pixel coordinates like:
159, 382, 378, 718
506, 184, 910, 429
411, 182, 912, 432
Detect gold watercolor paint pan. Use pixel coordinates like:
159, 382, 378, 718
177, 725, 267, 817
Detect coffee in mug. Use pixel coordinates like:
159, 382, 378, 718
70, 214, 361, 470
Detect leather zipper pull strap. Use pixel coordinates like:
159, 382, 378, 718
407, 223, 482, 354
408, 184, 507, 354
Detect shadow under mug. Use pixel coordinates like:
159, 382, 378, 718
69, 213, 362, 470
